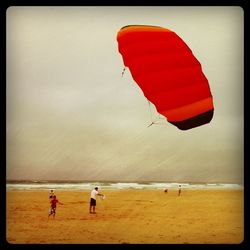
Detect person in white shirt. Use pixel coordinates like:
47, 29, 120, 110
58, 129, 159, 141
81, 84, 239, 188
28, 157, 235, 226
49, 190, 55, 201
90, 187, 104, 214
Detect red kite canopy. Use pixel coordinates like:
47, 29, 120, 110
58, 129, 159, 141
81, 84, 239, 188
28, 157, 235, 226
117, 25, 214, 130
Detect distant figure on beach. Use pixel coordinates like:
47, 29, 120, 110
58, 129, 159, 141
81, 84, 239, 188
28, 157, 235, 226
164, 188, 168, 193
178, 184, 181, 196
90, 187, 104, 214
49, 190, 55, 201
48, 195, 63, 219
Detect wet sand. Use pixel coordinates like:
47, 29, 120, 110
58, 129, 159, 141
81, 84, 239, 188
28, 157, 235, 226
6, 189, 244, 244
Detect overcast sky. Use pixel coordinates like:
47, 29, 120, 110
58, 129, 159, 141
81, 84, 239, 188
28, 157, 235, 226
6, 6, 244, 183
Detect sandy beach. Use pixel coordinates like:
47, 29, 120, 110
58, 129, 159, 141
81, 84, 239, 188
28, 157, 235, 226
6, 189, 244, 244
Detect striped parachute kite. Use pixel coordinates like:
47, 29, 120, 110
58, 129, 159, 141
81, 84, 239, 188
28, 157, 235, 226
117, 25, 214, 130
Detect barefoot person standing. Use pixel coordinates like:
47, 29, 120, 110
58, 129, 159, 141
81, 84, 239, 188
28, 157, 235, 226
89, 187, 104, 214
48, 195, 63, 219
178, 184, 182, 196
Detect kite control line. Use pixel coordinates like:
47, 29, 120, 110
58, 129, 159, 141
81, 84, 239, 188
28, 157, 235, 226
121, 67, 126, 77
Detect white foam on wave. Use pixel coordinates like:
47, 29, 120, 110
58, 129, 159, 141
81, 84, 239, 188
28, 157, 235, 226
6, 182, 243, 191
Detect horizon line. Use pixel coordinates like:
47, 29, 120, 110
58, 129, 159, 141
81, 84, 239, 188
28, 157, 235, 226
6, 179, 244, 185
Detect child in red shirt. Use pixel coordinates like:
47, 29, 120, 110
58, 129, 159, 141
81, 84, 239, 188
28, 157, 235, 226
48, 195, 63, 219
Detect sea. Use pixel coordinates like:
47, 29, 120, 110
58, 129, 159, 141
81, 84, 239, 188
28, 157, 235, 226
6, 181, 243, 191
